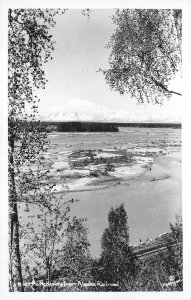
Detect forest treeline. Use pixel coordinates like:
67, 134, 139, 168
20, 121, 181, 133
118, 123, 181, 129
43, 121, 181, 131
19, 121, 119, 132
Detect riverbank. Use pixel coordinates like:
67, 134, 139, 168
53, 149, 180, 193
19, 128, 181, 257
66, 150, 181, 256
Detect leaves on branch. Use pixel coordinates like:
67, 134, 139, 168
101, 9, 182, 104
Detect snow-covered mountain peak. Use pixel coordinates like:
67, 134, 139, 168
39, 98, 181, 123
40, 98, 116, 122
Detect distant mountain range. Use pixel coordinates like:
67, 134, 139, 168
39, 98, 181, 123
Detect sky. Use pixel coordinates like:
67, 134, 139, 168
37, 9, 182, 122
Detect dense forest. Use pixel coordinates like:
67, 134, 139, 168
20, 121, 119, 132
118, 123, 181, 129
36, 121, 181, 133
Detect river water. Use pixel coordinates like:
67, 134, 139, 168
47, 127, 181, 257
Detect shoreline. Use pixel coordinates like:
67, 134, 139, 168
19, 129, 182, 257
67, 149, 181, 257
55, 150, 181, 193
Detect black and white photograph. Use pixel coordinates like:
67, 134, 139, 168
1, 0, 191, 297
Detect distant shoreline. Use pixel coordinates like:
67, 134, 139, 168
117, 122, 181, 128
21, 121, 181, 133
40, 121, 181, 133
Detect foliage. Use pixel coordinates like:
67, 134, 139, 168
102, 9, 182, 104
100, 204, 137, 287
19, 170, 76, 283
59, 217, 92, 282
162, 214, 183, 283
8, 8, 92, 290
127, 255, 168, 291
90, 258, 103, 282
126, 214, 183, 291
8, 9, 66, 290
8, 9, 64, 159
21, 282, 120, 292
8, 8, 66, 191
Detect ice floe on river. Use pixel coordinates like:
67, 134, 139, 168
20, 128, 181, 192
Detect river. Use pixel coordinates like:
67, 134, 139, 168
47, 128, 181, 257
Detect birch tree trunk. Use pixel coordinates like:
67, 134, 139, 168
8, 137, 23, 291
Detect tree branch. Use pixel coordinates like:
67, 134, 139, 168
135, 53, 182, 96
150, 76, 182, 96
9, 10, 24, 25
